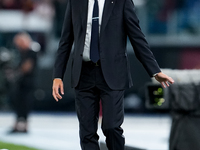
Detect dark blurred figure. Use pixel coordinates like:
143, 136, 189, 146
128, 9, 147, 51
9, 32, 37, 133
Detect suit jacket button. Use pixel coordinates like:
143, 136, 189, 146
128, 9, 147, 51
80, 54, 83, 57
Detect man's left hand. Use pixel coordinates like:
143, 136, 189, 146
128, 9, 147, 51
154, 72, 174, 88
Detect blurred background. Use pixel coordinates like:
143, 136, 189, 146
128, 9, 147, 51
0, 0, 200, 150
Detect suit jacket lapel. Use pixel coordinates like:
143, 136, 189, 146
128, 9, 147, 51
100, 0, 116, 37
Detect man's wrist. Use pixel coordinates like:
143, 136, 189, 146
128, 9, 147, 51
54, 78, 62, 81
153, 72, 161, 77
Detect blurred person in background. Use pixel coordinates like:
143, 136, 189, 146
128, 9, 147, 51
8, 32, 37, 133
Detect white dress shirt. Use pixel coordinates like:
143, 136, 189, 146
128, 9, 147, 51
83, 0, 105, 61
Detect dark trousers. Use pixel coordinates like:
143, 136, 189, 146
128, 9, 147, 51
11, 81, 34, 122
75, 61, 125, 150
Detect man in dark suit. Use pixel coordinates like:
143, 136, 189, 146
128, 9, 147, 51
52, 0, 174, 149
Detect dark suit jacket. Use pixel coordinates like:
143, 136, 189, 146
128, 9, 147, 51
53, 0, 161, 90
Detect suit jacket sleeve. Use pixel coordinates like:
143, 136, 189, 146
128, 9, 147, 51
53, 0, 74, 80
124, 0, 161, 77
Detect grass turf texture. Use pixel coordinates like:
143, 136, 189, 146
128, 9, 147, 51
0, 141, 39, 150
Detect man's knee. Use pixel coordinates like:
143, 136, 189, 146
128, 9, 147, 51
80, 132, 99, 141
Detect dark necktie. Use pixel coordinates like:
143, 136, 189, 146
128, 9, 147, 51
90, 0, 99, 63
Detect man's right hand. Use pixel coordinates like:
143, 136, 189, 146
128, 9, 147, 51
52, 78, 64, 102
